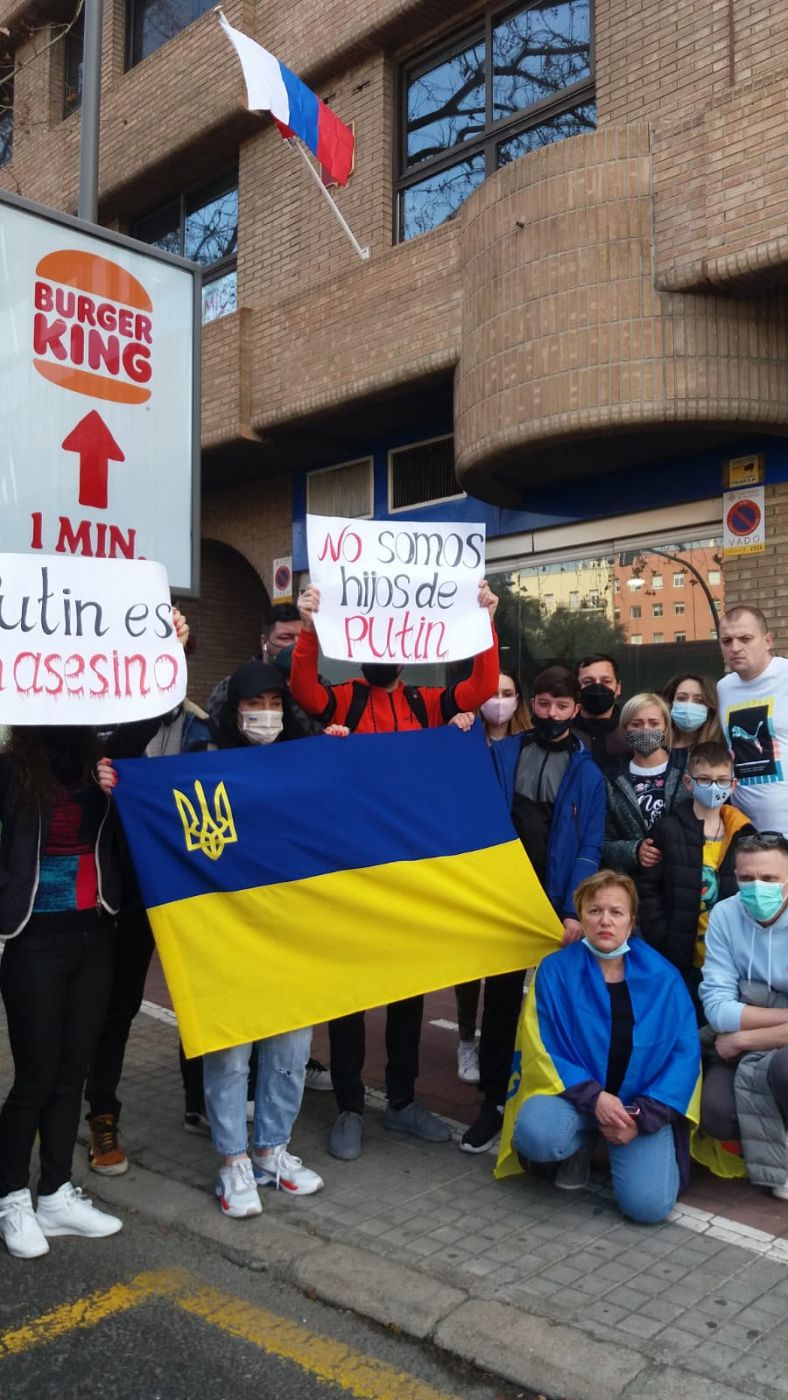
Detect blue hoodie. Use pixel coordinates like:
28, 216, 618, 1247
491, 732, 605, 919
700, 893, 788, 1032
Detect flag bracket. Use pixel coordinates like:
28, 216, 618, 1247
288, 140, 369, 262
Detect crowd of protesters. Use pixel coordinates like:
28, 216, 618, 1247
0, 588, 787, 1260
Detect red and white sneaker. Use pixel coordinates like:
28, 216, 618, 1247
215, 1157, 262, 1218
252, 1145, 324, 1195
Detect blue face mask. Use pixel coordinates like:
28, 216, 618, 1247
690, 778, 732, 809
671, 701, 708, 732
582, 936, 631, 960
739, 880, 788, 923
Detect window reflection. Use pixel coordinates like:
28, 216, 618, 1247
406, 41, 486, 168
497, 101, 595, 165
132, 177, 238, 324
488, 537, 725, 690
129, 0, 214, 67
400, 155, 486, 241
492, 1, 591, 120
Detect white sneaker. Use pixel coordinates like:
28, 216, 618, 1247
36, 1183, 123, 1238
304, 1058, 332, 1091
772, 1176, 788, 1201
252, 1144, 324, 1195
457, 1040, 480, 1084
0, 1188, 49, 1258
216, 1157, 262, 1218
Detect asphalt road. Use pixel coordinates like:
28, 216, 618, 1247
0, 1210, 529, 1400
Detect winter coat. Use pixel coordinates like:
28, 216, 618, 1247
637, 803, 754, 971
573, 709, 630, 777
491, 732, 605, 919
603, 760, 690, 874
732, 982, 788, 1188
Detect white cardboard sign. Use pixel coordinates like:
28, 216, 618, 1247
0, 554, 187, 724
306, 515, 491, 664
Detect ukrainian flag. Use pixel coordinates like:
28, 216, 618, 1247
114, 725, 563, 1056
495, 939, 702, 1179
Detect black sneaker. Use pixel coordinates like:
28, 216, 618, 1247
459, 1103, 503, 1154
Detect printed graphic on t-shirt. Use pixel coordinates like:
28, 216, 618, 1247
700, 861, 719, 914
631, 772, 666, 829
726, 697, 782, 786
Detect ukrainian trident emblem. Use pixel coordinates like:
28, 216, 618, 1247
173, 780, 238, 861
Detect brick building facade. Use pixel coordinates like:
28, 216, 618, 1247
0, 0, 786, 699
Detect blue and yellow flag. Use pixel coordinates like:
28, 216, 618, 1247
495, 939, 702, 1179
114, 726, 562, 1056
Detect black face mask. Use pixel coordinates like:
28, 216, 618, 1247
580, 684, 617, 717
361, 664, 403, 688
531, 714, 572, 743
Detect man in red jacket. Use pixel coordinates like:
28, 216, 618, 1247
292, 579, 500, 1159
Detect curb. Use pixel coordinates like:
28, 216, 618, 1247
84, 1161, 758, 1400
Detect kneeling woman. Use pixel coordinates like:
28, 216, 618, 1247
507, 871, 700, 1224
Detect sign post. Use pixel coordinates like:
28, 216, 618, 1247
0, 190, 201, 593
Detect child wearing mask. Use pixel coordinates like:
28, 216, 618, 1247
459, 666, 605, 1152
637, 742, 754, 1018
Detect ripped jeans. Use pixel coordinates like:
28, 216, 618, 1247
202, 1027, 312, 1155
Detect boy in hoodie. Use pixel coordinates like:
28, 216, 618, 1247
460, 665, 605, 1153
637, 741, 754, 1020
700, 833, 788, 1200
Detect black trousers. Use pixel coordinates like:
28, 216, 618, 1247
478, 970, 526, 1107
455, 981, 482, 1042
329, 995, 424, 1113
0, 916, 115, 1196
700, 1049, 788, 1139
85, 906, 155, 1119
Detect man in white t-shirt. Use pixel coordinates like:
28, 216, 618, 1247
718, 606, 788, 834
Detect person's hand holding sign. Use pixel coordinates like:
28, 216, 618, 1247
298, 585, 320, 633
478, 579, 498, 622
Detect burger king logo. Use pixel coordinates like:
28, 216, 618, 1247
32, 249, 153, 406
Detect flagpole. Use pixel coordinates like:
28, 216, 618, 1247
288, 139, 369, 262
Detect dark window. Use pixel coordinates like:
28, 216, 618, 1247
63, 9, 84, 116
132, 173, 238, 323
127, 0, 214, 67
389, 436, 461, 510
0, 63, 13, 167
397, 1, 594, 241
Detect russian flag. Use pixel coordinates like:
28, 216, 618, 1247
220, 15, 355, 187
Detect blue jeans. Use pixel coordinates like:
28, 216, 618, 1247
202, 1027, 312, 1155
513, 1094, 679, 1224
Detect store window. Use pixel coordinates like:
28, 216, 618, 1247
0, 63, 13, 166
132, 173, 237, 324
397, 0, 594, 241
63, 9, 84, 116
127, 0, 214, 67
307, 459, 373, 519
488, 533, 724, 692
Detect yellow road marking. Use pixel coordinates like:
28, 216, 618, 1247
0, 1268, 462, 1400
0, 1269, 189, 1357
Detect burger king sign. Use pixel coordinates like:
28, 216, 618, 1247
0, 190, 200, 592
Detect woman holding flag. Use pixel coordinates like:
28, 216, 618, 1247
497, 870, 701, 1223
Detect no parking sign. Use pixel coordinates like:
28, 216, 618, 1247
723, 486, 766, 558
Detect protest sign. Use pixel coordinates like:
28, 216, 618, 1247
0, 554, 186, 724
306, 515, 491, 664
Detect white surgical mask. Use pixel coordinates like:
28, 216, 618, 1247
240, 710, 283, 745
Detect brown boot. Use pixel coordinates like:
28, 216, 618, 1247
87, 1113, 128, 1176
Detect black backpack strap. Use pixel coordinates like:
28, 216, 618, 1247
439, 681, 463, 723
344, 681, 371, 733
317, 690, 338, 726
404, 686, 429, 729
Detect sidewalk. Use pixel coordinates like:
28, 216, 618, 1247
3, 1001, 787, 1400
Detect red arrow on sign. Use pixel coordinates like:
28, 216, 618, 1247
61, 410, 125, 510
